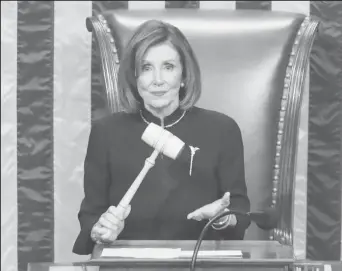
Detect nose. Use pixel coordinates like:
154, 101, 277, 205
153, 69, 164, 85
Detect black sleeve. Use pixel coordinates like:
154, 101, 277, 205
215, 118, 251, 240
72, 119, 110, 255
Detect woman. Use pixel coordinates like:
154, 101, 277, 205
73, 19, 250, 255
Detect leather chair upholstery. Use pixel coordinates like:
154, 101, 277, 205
86, 9, 318, 243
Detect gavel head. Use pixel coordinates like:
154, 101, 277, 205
141, 122, 185, 160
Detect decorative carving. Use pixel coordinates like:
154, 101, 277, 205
270, 17, 319, 243
86, 14, 122, 113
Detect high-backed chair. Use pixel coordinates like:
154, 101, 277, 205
85, 9, 318, 246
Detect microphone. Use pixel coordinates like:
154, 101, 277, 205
190, 207, 279, 271
116, 122, 185, 213
247, 207, 279, 230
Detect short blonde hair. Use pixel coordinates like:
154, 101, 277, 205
117, 19, 202, 113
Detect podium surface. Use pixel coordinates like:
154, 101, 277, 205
28, 240, 293, 271
27, 241, 342, 271
90, 240, 292, 270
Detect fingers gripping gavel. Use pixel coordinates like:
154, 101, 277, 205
99, 123, 185, 240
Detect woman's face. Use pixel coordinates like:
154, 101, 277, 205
136, 42, 183, 111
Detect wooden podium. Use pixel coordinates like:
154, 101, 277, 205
89, 240, 294, 271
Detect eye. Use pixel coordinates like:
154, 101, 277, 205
141, 64, 152, 72
164, 64, 175, 71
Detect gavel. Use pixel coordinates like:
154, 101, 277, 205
116, 122, 185, 214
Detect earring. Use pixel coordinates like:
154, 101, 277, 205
180, 82, 185, 88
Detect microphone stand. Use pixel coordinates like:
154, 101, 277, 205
190, 209, 247, 271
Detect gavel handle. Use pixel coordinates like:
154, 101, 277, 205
116, 148, 160, 214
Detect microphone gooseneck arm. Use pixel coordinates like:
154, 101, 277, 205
190, 209, 247, 271
190, 207, 278, 271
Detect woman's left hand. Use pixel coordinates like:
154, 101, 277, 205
187, 192, 230, 221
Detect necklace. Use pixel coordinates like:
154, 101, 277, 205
139, 110, 186, 128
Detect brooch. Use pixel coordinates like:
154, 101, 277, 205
189, 145, 200, 176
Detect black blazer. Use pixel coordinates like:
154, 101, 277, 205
73, 106, 250, 255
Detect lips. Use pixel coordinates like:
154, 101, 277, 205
150, 91, 168, 96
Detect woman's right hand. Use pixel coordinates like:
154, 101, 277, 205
91, 205, 131, 244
